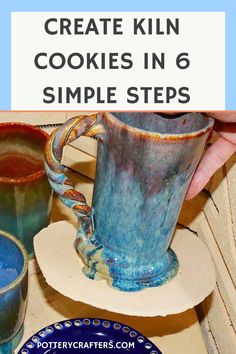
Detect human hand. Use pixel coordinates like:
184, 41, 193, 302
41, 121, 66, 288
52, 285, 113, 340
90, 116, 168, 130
186, 111, 236, 199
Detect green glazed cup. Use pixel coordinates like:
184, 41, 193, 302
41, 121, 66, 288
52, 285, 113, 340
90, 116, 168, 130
0, 123, 52, 257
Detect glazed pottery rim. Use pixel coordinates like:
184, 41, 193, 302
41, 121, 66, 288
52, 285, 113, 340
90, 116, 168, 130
102, 112, 214, 140
0, 229, 28, 295
0, 122, 49, 184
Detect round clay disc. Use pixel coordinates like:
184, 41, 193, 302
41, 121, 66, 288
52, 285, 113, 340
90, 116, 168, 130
34, 221, 216, 317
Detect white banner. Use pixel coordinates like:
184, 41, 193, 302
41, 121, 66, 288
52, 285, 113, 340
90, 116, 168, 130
11, 12, 225, 110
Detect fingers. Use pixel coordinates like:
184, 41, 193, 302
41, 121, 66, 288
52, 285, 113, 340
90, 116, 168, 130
214, 121, 236, 144
205, 111, 236, 123
186, 136, 236, 199
157, 111, 236, 123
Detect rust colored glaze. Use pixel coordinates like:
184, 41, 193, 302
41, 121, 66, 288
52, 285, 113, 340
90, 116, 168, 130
0, 122, 49, 184
102, 112, 214, 142
64, 189, 87, 203
0, 154, 43, 179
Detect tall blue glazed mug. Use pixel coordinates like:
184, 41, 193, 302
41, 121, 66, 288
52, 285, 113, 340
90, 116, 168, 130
45, 112, 214, 291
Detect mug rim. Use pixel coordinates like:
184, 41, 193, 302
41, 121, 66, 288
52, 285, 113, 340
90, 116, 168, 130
103, 112, 214, 141
0, 229, 28, 295
0, 122, 49, 184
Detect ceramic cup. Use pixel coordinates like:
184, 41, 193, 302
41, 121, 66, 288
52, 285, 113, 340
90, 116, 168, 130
0, 123, 52, 257
0, 230, 28, 353
45, 112, 214, 291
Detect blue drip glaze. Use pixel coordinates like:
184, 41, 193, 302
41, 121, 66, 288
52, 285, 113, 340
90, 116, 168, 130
46, 112, 212, 291
0, 269, 18, 288
75, 113, 211, 291
0, 233, 27, 346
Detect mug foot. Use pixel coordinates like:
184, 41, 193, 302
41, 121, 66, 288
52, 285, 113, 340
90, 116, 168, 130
83, 248, 179, 292
0, 325, 24, 354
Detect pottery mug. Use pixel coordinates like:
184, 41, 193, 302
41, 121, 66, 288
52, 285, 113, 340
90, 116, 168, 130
0, 230, 28, 353
45, 112, 214, 291
0, 123, 53, 257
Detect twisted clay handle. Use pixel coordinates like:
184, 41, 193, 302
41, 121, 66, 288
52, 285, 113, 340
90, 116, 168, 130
44, 114, 104, 237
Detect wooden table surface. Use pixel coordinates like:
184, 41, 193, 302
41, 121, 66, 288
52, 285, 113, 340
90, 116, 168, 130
17, 173, 208, 354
